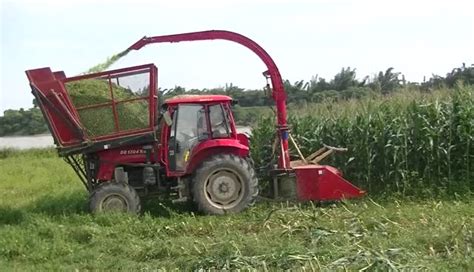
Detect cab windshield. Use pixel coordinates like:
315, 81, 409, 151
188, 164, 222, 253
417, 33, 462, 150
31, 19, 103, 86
168, 103, 232, 171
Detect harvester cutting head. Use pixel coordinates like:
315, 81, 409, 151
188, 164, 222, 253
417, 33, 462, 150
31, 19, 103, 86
271, 139, 365, 201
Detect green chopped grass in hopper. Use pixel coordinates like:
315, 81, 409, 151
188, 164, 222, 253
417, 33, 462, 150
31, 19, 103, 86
65, 79, 149, 137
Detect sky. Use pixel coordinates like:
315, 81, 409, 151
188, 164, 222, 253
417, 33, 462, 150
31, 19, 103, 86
1, 0, 473, 114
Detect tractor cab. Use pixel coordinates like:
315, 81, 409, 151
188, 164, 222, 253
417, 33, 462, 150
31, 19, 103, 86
161, 95, 250, 175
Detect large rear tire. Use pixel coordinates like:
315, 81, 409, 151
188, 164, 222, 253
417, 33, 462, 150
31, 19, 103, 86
192, 154, 258, 215
89, 182, 141, 214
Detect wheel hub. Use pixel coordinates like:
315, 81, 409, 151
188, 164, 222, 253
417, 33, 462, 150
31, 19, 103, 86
205, 170, 243, 208
102, 194, 128, 212
218, 182, 230, 193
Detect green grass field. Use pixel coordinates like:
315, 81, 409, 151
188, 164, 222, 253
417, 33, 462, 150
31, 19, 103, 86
0, 149, 472, 270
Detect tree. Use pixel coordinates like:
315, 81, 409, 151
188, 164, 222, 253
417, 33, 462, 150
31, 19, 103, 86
0, 108, 48, 136
369, 67, 401, 94
330, 67, 358, 91
306, 75, 331, 93
283, 79, 308, 104
445, 63, 474, 87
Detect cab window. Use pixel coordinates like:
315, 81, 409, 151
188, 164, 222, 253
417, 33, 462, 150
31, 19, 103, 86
209, 104, 230, 138
169, 104, 208, 171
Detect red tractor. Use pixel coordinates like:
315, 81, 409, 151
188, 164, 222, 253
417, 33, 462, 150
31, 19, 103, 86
25, 30, 364, 214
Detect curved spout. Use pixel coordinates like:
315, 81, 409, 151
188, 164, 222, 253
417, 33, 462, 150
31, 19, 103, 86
128, 30, 290, 168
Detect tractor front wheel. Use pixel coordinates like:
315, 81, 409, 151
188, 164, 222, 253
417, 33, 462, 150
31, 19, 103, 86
192, 154, 258, 215
89, 182, 141, 214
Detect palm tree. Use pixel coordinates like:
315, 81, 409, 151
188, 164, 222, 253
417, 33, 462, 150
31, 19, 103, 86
330, 67, 358, 91
370, 67, 401, 94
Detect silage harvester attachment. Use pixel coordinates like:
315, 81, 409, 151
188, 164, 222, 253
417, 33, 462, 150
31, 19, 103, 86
26, 64, 158, 190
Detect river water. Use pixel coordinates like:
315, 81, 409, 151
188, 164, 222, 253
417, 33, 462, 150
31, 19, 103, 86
0, 126, 252, 150
0, 134, 55, 149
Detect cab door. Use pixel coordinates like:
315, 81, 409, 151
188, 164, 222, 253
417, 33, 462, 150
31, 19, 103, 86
168, 104, 208, 171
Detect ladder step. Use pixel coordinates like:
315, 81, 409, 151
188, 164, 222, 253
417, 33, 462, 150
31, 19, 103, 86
170, 185, 185, 190
172, 197, 188, 204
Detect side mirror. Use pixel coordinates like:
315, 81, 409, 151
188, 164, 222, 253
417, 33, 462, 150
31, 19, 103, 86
163, 111, 172, 126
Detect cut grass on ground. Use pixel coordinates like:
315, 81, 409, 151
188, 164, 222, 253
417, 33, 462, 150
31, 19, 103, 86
0, 149, 473, 270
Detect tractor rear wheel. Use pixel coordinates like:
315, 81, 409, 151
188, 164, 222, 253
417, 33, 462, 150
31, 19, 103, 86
192, 154, 258, 215
89, 182, 141, 214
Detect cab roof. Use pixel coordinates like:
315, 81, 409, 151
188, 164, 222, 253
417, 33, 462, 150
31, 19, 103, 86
164, 94, 232, 105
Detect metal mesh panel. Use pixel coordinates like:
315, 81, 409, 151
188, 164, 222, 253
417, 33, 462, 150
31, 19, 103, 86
116, 100, 149, 131
77, 106, 115, 137
64, 66, 153, 139
112, 72, 150, 97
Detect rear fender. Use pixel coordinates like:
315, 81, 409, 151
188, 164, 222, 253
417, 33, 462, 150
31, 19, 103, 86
237, 133, 250, 147
185, 139, 249, 174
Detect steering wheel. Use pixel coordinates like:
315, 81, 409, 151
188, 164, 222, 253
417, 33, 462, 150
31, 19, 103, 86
215, 120, 225, 127
179, 132, 198, 142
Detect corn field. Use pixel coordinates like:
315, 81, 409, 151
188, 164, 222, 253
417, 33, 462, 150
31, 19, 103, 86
251, 85, 474, 197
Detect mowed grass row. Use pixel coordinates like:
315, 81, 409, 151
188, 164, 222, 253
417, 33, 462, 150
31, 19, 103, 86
0, 149, 473, 270
252, 85, 474, 197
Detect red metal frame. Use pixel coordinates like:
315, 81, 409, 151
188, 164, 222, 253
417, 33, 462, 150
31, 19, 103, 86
26, 68, 85, 147
26, 64, 158, 148
63, 63, 158, 141
164, 94, 232, 105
